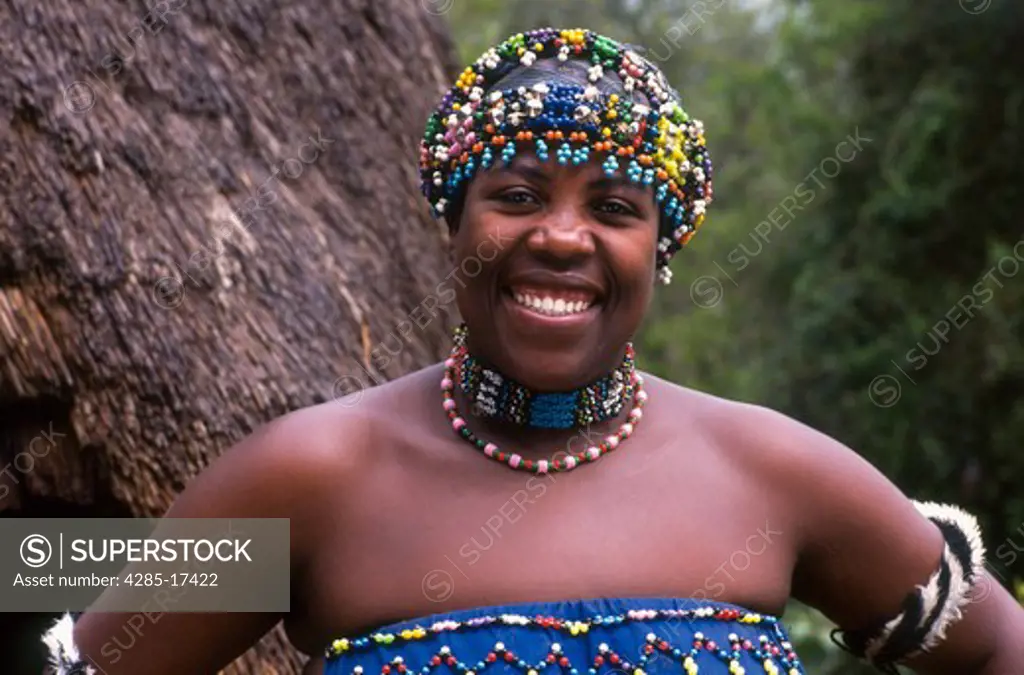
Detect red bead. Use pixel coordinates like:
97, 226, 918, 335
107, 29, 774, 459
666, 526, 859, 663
431, 657, 441, 666
742, 640, 752, 650
505, 653, 515, 663
594, 656, 604, 667
486, 655, 496, 663
609, 655, 620, 665
546, 655, 556, 664
446, 657, 456, 666
382, 667, 391, 674
706, 641, 717, 652
559, 657, 569, 667
657, 641, 668, 650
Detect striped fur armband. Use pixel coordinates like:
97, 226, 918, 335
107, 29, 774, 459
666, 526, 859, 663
42, 612, 96, 675
831, 500, 987, 672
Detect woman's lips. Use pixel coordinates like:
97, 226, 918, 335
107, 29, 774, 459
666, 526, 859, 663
501, 286, 601, 328
508, 285, 596, 317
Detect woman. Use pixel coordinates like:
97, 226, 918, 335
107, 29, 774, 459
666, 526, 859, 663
52, 27, 1023, 675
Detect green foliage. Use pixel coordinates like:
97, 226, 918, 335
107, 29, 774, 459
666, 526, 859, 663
445, 1, 1023, 670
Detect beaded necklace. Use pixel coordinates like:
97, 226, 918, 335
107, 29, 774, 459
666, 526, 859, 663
453, 325, 637, 430
441, 329, 647, 474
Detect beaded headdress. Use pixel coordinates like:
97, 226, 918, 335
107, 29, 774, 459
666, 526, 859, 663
418, 28, 714, 285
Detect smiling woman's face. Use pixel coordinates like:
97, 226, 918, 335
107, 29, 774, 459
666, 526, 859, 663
451, 151, 660, 391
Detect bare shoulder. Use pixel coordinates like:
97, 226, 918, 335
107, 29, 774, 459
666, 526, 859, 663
644, 371, 865, 471
166, 362, 445, 542
641, 373, 917, 545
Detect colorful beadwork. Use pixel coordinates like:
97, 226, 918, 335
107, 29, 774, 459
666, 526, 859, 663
453, 325, 636, 429
442, 342, 646, 474
324, 607, 803, 675
419, 27, 714, 285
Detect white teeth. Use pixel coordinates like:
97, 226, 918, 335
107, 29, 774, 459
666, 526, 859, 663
511, 292, 593, 317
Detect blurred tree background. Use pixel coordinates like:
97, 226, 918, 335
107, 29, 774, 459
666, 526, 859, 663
447, 0, 1024, 672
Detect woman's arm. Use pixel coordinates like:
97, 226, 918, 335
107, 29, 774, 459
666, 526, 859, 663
67, 404, 350, 674
741, 404, 1024, 674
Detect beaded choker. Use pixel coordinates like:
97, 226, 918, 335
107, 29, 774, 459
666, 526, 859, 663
419, 27, 714, 285
442, 326, 647, 474
453, 326, 636, 430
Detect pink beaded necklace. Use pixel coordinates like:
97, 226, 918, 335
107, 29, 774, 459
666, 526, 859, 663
441, 341, 647, 474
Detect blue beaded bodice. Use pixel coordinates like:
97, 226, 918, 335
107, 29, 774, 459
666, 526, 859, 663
323, 598, 805, 675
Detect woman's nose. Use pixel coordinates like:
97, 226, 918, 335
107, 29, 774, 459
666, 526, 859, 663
524, 206, 596, 261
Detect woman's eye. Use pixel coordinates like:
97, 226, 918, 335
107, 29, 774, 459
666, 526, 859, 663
595, 200, 636, 217
498, 190, 539, 206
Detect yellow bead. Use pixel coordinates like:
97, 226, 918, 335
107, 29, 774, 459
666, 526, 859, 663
517, 47, 525, 56
534, 43, 543, 52
608, 110, 617, 119
602, 127, 612, 137
610, 94, 619, 103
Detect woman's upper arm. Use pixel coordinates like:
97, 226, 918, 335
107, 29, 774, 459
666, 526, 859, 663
72, 405, 349, 674
744, 404, 1024, 673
